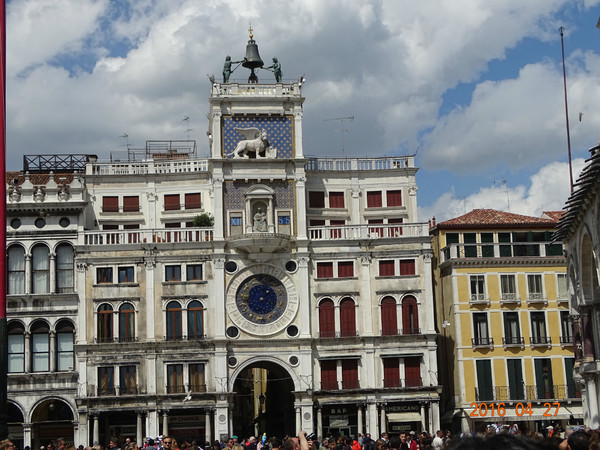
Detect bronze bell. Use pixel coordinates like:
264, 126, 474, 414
242, 39, 264, 70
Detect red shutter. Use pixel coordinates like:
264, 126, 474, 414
389, 217, 403, 236
386, 190, 402, 207
404, 357, 421, 386
320, 360, 338, 390
338, 261, 354, 278
341, 359, 359, 389
383, 358, 400, 387
339, 297, 356, 337
330, 220, 345, 239
402, 296, 419, 334
329, 192, 345, 208
185, 193, 201, 209
399, 259, 415, 275
310, 219, 326, 226
123, 196, 139, 212
368, 219, 384, 237
381, 296, 398, 335
367, 191, 382, 207
319, 299, 335, 338
317, 262, 333, 279
102, 196, 119, 212
309, 191, 325, 208
164, 194, 180, 211
379, 260, 395, 277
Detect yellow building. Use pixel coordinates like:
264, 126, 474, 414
430, 209, 582, 433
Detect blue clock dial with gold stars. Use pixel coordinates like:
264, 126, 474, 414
236, 274, 288, 324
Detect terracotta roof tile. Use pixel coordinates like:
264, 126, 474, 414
436, 209, 558, 228
6, 172, 75, 186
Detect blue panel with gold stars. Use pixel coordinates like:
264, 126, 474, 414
222, 115, 294, 159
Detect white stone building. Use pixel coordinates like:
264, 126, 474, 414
6, 73, 439, 447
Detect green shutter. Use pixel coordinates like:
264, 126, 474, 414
507, 359, 524, 400
476, 360, 493, 401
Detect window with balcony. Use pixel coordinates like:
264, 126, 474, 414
401, 296, 419, 334
338, 261, 354, 278
507, 359, 524, 399
119, 303, 135, 342
123, 196, 139, 212
118, 266, 135, 283
56, 320, 74, 371
98, 366, 115, 395
102, 196, 119, 212
476, 360, 493, 401
319, 299, 335, 338
7, 245, 25, 295
309, 191, 325, 208
330, 219, 345, 238
339, 297, 356, 337
31, 321, 49, 372
383, 357, 401, 387
503, 312, 522, 346
470, 275, 486, 303
399, 259, 415, 276
187, 264, 203, 281
530, 312, 549, 345
97, 267, 113, 284
473, 313, 491, 346
379, 260, 395, 277
166, 301, 183, 340
404, 356, 422, 387
386, 190, 402, 207
8, 322, 25, 373
389, 218, 403, 236
188, 300, 204, 339
316, 262, 334, 279
97, 304, 114, 343
527, 274, 544, 302
329, 192, 345, 208
167, 364, 185, 393
56, 244, 74, 293
368, 219, 384, 237
341, 359, 359, 389
381, 296, 398, 335
320, 360, 338, 390
164, 194, 180, 211
166, 265, 182, 282
189, 363, 206, 392
560, 311, 572, 345
120, 365, 137, 394
185, 192, 201, 210
534, 358, 554, 399
500, 274, 517, 302
366, 191, 382, 207
32, 244, 50, 294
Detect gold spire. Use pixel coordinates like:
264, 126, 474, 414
248, 24, 254, 40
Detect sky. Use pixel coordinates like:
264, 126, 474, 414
6, 0, 600, 222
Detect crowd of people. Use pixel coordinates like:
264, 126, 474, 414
2, 426, 600, 450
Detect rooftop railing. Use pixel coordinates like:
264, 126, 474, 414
441, 242, 564, 262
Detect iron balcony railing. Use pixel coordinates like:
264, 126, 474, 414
472, 337, 494, 347
476, 385, 581, 402
442, 241, 564, 262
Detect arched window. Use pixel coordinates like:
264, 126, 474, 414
31, 244, 50, 294
31, 321, 50, 372
119, 303, 135, 342
56, 244, 74, 293
188, 300, 204, 339
381, 296, 398, 335
97, 304, 114, 343
402, 296, 419, 334
319, 299, 335, 338
8, 322, 25, 373
166, 301, 182, 340
56, 320, 74, 371
7, 246, 25, 295
340, 297, 356, 337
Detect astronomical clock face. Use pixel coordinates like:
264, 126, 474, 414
226, 265, 299, 336
235, 274, 287, 324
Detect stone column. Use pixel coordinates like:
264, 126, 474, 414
586, 377, 600, 428
144, 253, 157, 342
22, 422, 32, 449
24, 332, 31, 373
147, 410, 159, 440
317, 407, 323, 440
25, 254, 31, 295
379, 404, 386, 436
92, 414, 100, 445
360, 256, 373, 336
420, 404, 426, 434
297, 256, 311, 337
49, 252, 56, 294
49, 331, 56, 372
205, 409, 212, 443
162, 411, 169, 436
137, 411, 143, 445
295, 406, 302, 435
295, 176, 307, 239
76, 412, 88, 446
367, 403, 378, 437
357, 405, 363, 435
431, 401, 440, 433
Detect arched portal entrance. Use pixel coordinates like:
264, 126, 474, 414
31, 398, 74, 448
232, 361, 295, 438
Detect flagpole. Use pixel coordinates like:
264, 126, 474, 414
560, 26, 574, 193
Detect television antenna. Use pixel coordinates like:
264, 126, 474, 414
494, 179, 511, 212
120, 133, 130, 150
183, 115, 192, 140
324, 116, 354, 155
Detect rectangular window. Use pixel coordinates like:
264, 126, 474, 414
189, 363, 206, 392
320, 360, 338, 390
329, 192, 345, 208
534, 358, 554, 399
470, 275, 485, 301
317, 262, 334, 279
165, 265, 182, 282
118, 266, 134, 283
565, 358, 577, 398
164, 194, 180, 211
330, 219, 345, 239
507, 359, 524, 400
476, 359, 493, 401
464, 233, 477, 258
32, 333, 49, 372
383, 358, 400, 387
386, 190, 402, 207
379, 260, 395, 277
167, 364, 185, 393
119, 365, 137, 394
338, 261, 354, 278
368, 219, 384, 238
97, 267, 113, 284
404, 356, 421, 387
309, 191, 325, 208
98, 367, 115, 395
473, 313, 489, 345
341, 359, 359, 389
399, 259, 415, 276
186, 264, 202, 281
557, 274, 567, 300
503, 312, 521, 345
389, 217, 403, 236
185, 193, 201, 209
102, 196, 119, 212
481, 232, 494, 257
530, 312, 547, 343
561, 311, 572, 343
446, 233, 459, 244
123, 196, 139, 212
500, 274, 517, 301
57, 332, 74, 371
499, 232, 512, 257
527, 274, 543, 300
366, 191, 382, 207
8, 334, 25, 373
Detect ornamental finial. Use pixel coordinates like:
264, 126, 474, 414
248, 24, 254, 40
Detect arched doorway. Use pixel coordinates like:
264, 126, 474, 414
232, 361, 295, 438
7, 402, 24, 449
31, 398, 74, 448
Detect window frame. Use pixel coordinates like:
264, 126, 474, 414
118, 266, 135, 284
165, 265, 182, 282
